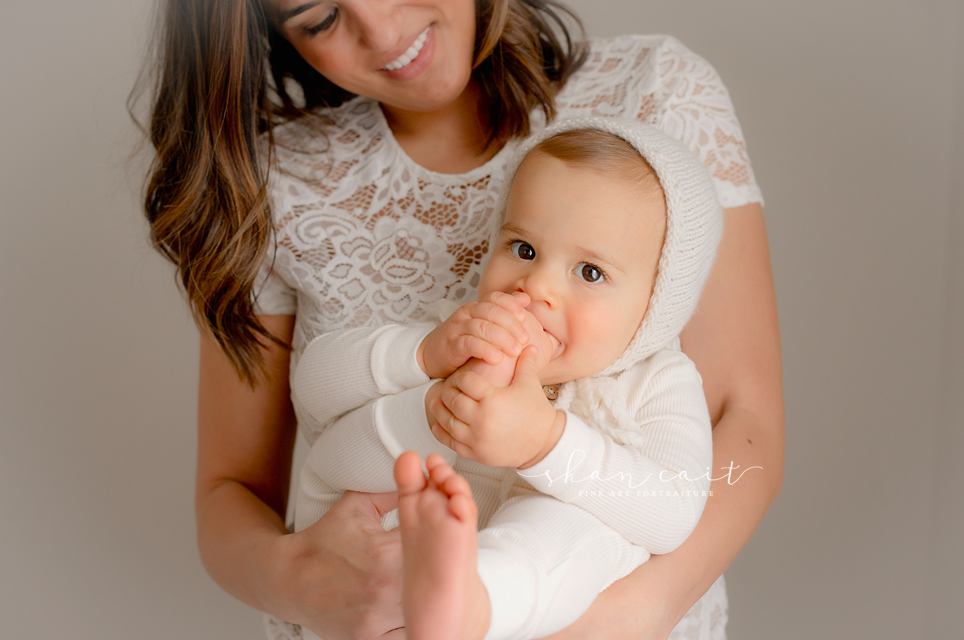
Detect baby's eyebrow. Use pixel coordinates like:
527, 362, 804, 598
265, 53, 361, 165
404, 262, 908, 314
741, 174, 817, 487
500, 222, 527, 236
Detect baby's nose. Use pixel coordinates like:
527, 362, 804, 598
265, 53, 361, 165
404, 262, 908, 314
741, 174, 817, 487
520, 270, 559, 308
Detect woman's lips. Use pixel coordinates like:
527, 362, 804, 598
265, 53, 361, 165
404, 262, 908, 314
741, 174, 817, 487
380, 25, 435, 81
381, 26, 430, 71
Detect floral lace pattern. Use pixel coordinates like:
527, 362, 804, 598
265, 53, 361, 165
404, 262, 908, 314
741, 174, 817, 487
256, 34, 760, 639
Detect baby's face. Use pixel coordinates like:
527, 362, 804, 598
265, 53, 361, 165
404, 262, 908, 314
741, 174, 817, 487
479, 151, 666, 385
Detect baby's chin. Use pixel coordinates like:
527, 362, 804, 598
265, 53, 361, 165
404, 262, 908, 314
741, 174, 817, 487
539, 347, 618, 387
539, 357, 575, 387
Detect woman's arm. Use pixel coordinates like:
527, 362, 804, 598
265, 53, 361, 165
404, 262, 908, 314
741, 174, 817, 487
195, 314, 406, 640
540, 203, 785, 639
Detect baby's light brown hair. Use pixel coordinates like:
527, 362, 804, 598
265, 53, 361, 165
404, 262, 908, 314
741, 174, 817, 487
530, 129, 664, 197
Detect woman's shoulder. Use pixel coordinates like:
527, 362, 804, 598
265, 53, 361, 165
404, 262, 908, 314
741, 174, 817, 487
559, 34, 764, 209
560, 33, 723, 107
583, 32, 678, 62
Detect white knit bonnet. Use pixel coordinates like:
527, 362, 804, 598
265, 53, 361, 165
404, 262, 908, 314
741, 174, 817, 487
496, 116, 724, 380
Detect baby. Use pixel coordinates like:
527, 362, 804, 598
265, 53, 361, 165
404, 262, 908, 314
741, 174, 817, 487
291, 117, 723, 640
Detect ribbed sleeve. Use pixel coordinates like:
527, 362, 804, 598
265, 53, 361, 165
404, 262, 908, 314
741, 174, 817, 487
518, 350, 713, 554
291, 323, 435, 433
374, 382, 458, 464
294, 384, 458, 532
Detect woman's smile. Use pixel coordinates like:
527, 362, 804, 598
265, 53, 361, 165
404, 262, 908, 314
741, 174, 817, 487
381, 25, 431, 73
271, 0, 476, 114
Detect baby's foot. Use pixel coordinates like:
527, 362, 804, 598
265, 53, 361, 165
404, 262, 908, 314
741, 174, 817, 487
394, 452, 490, 640
464, 310, 559, 388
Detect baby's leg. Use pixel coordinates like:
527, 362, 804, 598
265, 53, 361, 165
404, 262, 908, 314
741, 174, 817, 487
395, 452, 491, 640
295, 402, 400, 532
477, 494, 650, 640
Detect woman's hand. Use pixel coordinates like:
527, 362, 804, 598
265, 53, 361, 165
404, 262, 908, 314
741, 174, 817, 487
417, 291, 531, 379
265, 491, 405, 640
196, 315, 407, 640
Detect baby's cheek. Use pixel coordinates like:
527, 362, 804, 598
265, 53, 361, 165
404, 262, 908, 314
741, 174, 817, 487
574, 309, 621, 361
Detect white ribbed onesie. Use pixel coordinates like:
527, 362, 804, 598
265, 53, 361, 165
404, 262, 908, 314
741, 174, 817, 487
292, 323, 713, 640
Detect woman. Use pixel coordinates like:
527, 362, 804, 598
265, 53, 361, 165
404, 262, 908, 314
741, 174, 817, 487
142, 0, 784, 638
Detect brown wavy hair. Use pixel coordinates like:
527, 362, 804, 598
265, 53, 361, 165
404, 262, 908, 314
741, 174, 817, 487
137, 0, 587, 383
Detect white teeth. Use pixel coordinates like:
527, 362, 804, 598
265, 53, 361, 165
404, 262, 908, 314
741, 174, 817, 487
382, 27, 429, 71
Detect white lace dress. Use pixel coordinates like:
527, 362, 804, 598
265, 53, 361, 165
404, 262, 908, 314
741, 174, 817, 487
256, 34, 763, 640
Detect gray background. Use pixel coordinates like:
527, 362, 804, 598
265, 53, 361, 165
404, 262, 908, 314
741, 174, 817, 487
1, 0, 961, 638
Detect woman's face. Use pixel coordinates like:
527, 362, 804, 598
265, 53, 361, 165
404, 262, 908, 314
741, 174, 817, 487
268, 0, 478, 114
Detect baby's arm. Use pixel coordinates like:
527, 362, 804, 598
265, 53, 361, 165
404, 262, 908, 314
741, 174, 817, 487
294, 296, 535, 530
517, 351, 714, 554
292, 292, 531, 435
292, 324, 435, 436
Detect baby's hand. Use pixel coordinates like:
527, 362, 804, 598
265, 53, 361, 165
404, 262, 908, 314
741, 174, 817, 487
417, 292, 531, 379
429, 346, 565, 469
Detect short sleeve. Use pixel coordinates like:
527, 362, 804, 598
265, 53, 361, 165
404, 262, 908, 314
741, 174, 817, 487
252, 159, 298, 316
654, 37, 765, 209
252, 245, 297, 316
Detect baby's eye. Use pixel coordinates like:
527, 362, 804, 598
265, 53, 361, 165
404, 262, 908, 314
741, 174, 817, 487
510, 242, 536, 261
577, 263, 605, 283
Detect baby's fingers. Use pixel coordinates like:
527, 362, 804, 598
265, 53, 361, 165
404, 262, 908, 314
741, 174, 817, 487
430, 397, 473, 444
453, 370, 492, 402
481, 290, 530, 321
439, 384, 480, 425
469, 302, 530, 347
429, 422, 475, 460
457, 335, 509, 366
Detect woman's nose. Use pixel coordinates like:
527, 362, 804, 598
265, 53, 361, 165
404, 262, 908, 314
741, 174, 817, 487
352, 0, 403, 52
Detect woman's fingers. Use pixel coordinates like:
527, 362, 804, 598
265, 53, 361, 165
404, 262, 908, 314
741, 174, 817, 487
293, 492, 405, 637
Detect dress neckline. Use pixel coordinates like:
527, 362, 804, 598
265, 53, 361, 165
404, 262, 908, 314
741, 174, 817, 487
366, 97, 519, 183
